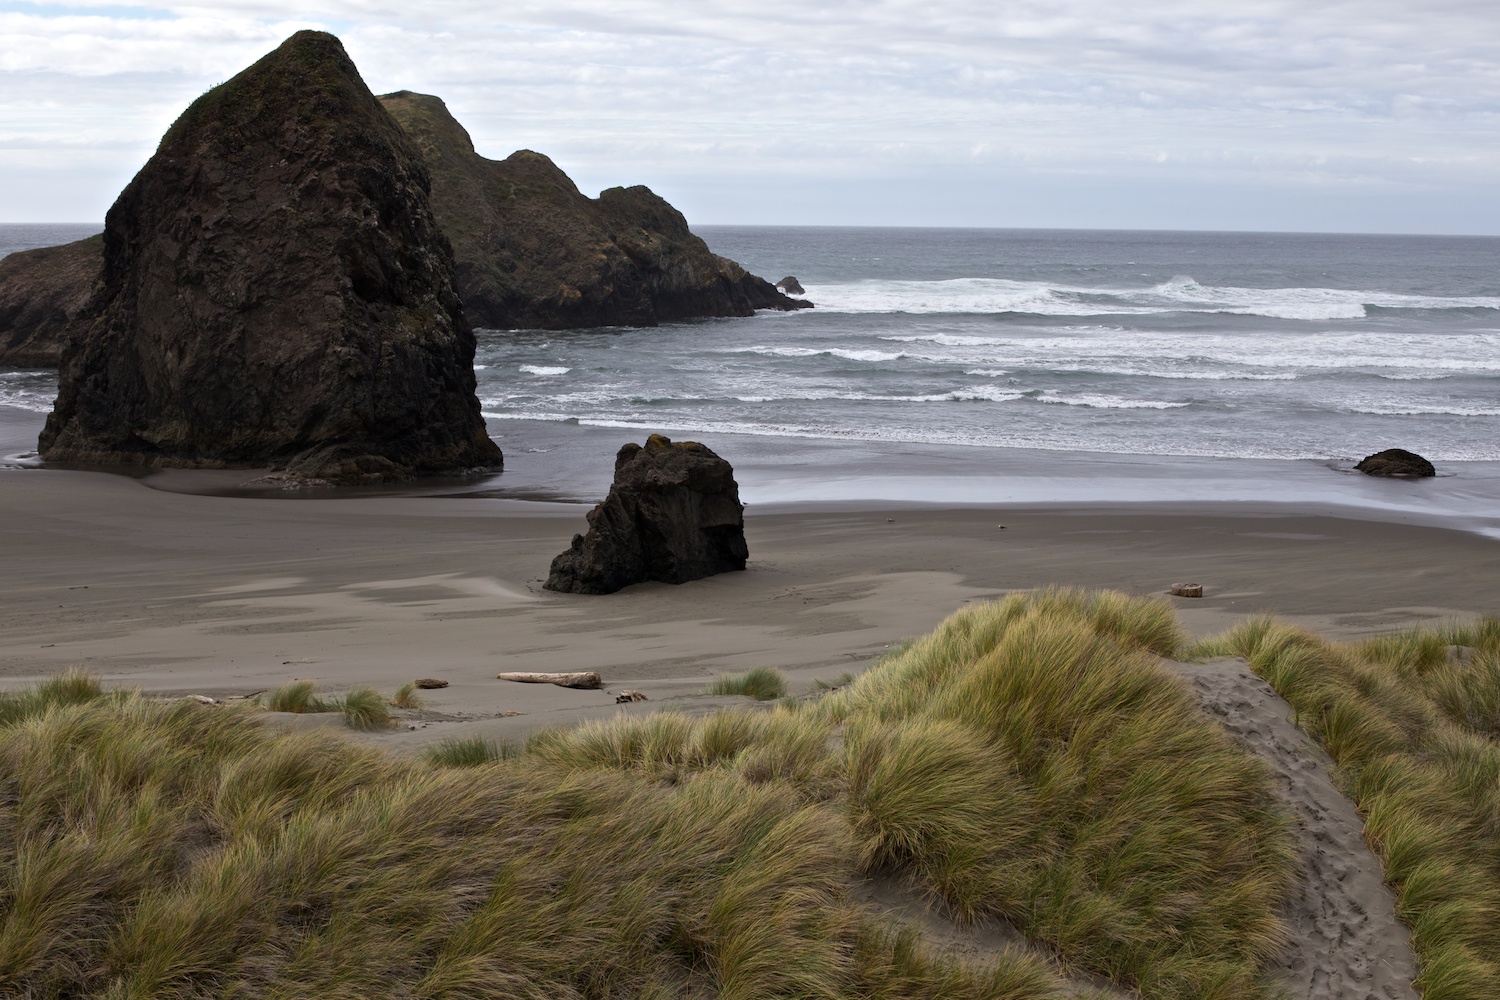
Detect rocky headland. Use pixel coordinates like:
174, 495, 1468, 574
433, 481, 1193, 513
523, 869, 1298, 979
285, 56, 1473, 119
0, 87, 809, 372
379, 91, 811, 330
0, 235, 101, 367
39, 31, 501, 481
545, 434, 749, 594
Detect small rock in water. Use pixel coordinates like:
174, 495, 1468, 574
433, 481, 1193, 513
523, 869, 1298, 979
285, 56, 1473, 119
776, 275, 805, 295
414, 678, 449, 689
1354, 448, 1435, 478
1170, 582, 1204, 598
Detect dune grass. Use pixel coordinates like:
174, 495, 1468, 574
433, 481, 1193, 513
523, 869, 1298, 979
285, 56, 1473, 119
707, 666, 789, 701
390, 681, 425, 710
421, 735, 515, 767
1193, 616, 1500, 999
260, 678, 335, 713
0, 674, 1092, 999
260, 680, 392, 730
0, 590, 1294, 999
339, 686, 392, 731
0, 668, 113, 725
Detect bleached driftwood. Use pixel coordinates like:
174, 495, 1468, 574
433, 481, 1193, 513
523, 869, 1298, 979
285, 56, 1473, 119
496, 671, 602, 690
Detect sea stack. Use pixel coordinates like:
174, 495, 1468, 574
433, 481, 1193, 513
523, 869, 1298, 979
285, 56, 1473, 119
545, 435, 748, 594
0, 235, 101, 367
379, 91, 811, 330
39, 32, 501, 481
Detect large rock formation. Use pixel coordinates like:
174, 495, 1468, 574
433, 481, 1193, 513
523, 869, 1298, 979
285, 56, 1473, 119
0, 236, 101, 367
379, 91, 811, 330
39, 32, 501, 480
1355, 448, 1435, 478
545, 434, 748, 594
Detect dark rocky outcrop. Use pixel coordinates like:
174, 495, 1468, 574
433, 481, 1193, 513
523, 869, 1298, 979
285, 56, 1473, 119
776, 276, 805, 295
0, 236, 101, 367
545, 434, 748, 594
379, 91, 811, 330
1355, 449, 1435, 478
39, 32, 501, 481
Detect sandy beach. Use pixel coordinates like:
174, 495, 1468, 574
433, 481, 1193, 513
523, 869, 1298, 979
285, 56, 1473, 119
3, 402, 1496, 753
3, 401, 1495, 997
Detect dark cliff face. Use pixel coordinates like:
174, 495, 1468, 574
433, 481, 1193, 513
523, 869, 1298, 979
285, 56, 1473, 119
0, 236, 101, 367
379, 91, 810, 330
39, 32, 501, 480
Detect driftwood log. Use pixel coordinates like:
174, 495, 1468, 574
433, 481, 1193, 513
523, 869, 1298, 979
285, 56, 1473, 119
496, 671, 602, 690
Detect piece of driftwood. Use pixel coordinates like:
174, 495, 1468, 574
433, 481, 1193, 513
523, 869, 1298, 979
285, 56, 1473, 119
1170, 582, 1204, 598
496, 671, 602, 690
414, 677, 448, 689
615, 690, 648, 704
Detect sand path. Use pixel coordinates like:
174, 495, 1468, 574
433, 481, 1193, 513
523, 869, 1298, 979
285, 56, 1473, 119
1164, 657, 1418, 1000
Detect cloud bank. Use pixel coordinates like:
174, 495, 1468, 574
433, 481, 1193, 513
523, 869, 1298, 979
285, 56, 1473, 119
3, 0, 1499, 232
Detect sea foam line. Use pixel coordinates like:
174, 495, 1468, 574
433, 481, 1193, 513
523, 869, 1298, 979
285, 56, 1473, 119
805, 276, 1500, 321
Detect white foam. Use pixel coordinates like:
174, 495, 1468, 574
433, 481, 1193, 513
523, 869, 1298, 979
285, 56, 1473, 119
1347, 402, 1500, 417
877, 329, 1500, 379
805, 277, 1500, 321
726, 345, 908, 363
0, 371, 56, 413
476, 411, 1500, 461
1036, 393, 1190, 410
519, 364, 571, 376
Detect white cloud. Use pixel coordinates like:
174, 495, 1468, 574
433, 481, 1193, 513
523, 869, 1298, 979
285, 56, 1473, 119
2, 0, 1500, 229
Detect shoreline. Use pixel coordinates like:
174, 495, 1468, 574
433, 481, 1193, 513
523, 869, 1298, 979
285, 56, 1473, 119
6, 404, 1499, 538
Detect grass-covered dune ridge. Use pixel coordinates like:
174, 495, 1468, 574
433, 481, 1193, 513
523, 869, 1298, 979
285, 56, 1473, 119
538, 589, 1297, 999
0, 590, 1296, 999
0, 675, 1080, 999
1194, 617, 1500, 999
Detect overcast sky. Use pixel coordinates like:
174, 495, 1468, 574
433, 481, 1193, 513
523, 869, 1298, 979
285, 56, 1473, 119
3, 1, 1499, 233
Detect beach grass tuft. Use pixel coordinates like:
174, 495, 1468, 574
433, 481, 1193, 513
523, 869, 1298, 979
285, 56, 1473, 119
0, 667, 107, 725
390, 681, 425, 710
707, 666, 789, 701
337, 686, 392, 731
1193, 615, 1500, 999
260, 678, 334, 714
422, 735, 513, 767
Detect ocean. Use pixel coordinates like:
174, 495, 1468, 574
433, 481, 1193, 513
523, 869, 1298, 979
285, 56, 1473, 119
4, 223, 1499, 527
479, 226, 1500, 464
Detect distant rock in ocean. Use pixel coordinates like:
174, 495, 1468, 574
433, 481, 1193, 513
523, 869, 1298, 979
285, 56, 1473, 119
39, 31, 501, 482
0, 235, 101, 367
379, 91, 812, 330
1355, 448, 1435, 478
776, 276, 805, 295
544, 434, 748, 595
